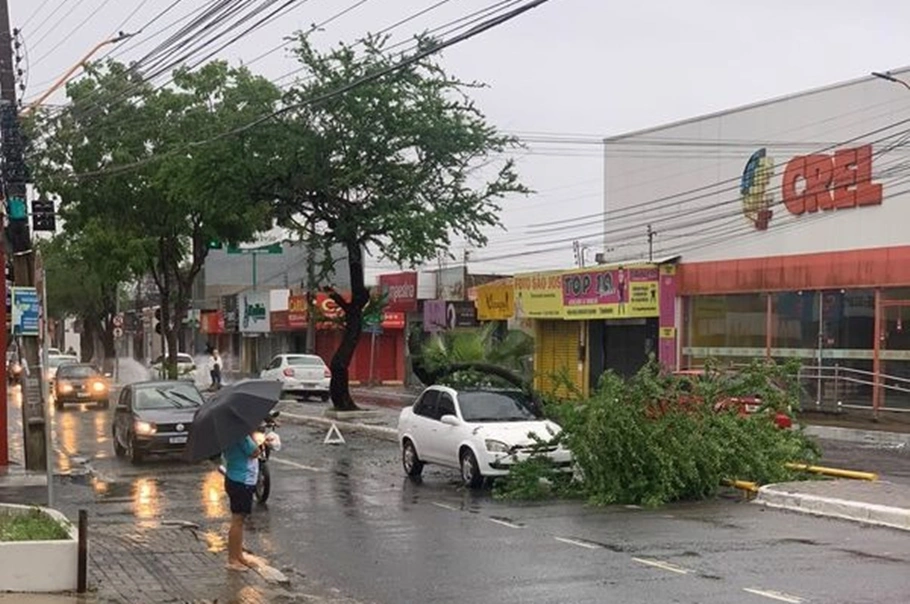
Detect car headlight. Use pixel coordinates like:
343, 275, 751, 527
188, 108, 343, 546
92, 381, 107, 393
134, 420, 157, 436
485, 439, 510, 453
57, 382, 73, 394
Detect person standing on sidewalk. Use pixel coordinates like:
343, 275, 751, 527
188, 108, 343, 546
210, 349, 223, 390
222, 432, 263, 571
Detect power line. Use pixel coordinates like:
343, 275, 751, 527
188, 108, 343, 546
59, 0, 555, 183
28, 0, 91, 52
31, 0, 118, 67
19, 0, 53, 30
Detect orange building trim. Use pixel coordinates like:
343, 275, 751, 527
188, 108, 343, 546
679, 245, 910, 295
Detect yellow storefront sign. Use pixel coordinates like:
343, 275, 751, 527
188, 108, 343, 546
560, 265, 659, 320
475, 281, 515, 321
514, 271, 564, 319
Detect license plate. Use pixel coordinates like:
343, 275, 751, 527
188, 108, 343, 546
169, 436, 188, 444
304, 383, 316, 388
77, 392, 89, 398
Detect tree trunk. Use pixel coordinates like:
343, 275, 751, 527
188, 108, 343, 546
328, 241, 370, 411
82, 317, 97, 364
100, 323, 116, 374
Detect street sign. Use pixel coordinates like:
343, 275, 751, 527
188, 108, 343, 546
113, 327, 124, 339
227, 242, 283, 255
113, 314, 124, 328
11, 287, 39, 336
364, 323, 383, 335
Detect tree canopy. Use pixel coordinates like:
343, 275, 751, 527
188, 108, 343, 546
270, 35, 527, 409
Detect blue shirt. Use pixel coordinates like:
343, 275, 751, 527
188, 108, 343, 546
223, 436, 259, 486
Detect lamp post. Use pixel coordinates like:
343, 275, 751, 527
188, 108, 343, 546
20, 31, 135, 116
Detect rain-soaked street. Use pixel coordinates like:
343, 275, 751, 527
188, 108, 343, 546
38, 391, 910, 604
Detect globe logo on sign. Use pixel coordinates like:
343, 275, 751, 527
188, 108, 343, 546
741, 148, 775, 231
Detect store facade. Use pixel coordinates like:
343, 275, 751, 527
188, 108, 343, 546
600, 68, 910, 411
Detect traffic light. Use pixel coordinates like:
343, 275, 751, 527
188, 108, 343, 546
30, 198, 56, 232
154, 307, 162, 334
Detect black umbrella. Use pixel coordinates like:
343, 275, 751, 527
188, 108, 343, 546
184, 379, 283, 462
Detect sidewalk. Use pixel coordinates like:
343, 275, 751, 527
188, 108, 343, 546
278, 390, 910, 534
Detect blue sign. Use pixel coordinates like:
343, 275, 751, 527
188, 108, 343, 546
11, 287, 39, 336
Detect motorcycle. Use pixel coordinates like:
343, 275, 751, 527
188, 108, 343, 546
215, 410, 281, 505
253, 410, 281, 504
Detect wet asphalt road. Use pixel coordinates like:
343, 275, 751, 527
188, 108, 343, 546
46, 399, 910, 604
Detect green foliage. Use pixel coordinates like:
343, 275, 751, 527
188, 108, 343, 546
419, 323, 534, 388
269, 34, 527, 408
493, 455, 581, 501
497, 360, 819, 507
0, 508, 70, 541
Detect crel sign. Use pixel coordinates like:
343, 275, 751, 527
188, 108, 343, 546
782, 144, 882, 216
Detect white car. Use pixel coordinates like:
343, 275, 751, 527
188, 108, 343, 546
260, 354, 331, 401
397, 386, 573, 488
46, 354, 80, 383
150, 353, 197, 381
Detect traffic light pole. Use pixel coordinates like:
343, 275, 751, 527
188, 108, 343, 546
1, 0, 43, 470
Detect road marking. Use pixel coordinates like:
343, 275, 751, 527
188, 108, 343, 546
743, 588, 804, 603
431, 501, 460, 512
554, 536, 600, 550
269, 457, 326, 473
487, 517, 522, 529
631, 557, 690, 575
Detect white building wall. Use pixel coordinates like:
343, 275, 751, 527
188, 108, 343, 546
602, 67, 910, 264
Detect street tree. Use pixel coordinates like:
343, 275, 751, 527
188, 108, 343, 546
30, 61, 281, 376
270, 35, 527, 410
38, 221, 145, 365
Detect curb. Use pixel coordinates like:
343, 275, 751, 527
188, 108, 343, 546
803, 424, 910, 447
754, 484, 910, 532
279, 411, 398, 442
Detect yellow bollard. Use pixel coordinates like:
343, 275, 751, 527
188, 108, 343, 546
785, 463, 878, 481
723, 479, 759, 493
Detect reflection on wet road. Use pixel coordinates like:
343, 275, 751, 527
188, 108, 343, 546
48, 405, 910, 604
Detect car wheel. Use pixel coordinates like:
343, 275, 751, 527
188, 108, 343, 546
127, 434, 144, 464
401, 439, 424, 478
54, 399, 63, 411
98, 400, 109, 410
460, 449, 484, 489
320, 393, 329, 403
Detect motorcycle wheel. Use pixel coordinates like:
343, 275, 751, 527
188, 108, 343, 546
254, 460, 271, 504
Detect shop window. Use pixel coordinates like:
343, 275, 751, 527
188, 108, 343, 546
686, 294, 766, 354
771, 290, 873, 353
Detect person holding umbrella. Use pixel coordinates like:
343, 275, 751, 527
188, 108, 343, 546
184, 380, 283, 571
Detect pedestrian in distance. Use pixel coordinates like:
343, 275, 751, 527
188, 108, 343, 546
221, 431, 264, 571
210, 349, 223, 390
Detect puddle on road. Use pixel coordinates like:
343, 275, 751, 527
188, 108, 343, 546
203, 529, 226, 553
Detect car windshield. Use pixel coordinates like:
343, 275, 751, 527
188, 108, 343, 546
57, 365, 100, 379
153, 355, 194, 365
135, 384, 203, 410
49, 356, 79, 368
458, 391, 538, 422
287, 356, 324, 366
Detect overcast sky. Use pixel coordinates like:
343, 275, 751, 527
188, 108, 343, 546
13, 0, 910, 279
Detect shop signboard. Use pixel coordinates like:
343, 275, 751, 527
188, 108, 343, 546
240, 292, 270, 333
11, 287, 39, 336
561, 265, 659, 319
475, 280, 514, 321
446, 301, 477, 329
379, 272, 418, 312
423, 299, 447, 332
200, 310, 225, 334
221, 295, 239, 332
513, 272, 564, 319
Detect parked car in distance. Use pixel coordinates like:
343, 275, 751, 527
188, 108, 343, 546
112, 381, 204, 464
397, 386, 573, 488
46, 348, 61, 356
671, 369, 793, 429
54, 364, 110, 410
260, 354, 330, 401
46, 354, 80, 384
150, 353, 197, 381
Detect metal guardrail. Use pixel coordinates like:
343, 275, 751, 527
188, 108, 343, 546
797, 364, 910, 413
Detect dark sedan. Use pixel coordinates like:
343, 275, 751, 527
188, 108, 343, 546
112, 381, 203, 464
54, 364, 110, 410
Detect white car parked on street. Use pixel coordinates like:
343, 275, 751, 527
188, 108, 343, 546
150, 353, 197, 381
397, 386, 573, 488
260, 354, 331, 401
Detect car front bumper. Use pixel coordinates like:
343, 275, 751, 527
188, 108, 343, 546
477, 447, 575, 476
56, 392, 108, 405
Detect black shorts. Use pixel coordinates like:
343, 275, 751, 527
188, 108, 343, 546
224, 477, 255, 515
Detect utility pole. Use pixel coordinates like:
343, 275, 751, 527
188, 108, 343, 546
305, 236, 316, 354
1, 0, 40, 468
647, 224, 655, 263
